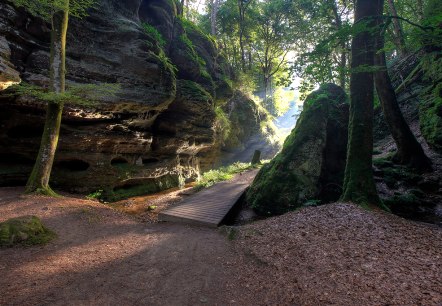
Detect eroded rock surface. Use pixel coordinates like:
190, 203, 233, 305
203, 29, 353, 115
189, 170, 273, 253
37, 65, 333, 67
0, 0, 279, 197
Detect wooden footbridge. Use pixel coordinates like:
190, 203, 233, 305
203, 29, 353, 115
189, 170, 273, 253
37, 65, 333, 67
159, 170, 257, 227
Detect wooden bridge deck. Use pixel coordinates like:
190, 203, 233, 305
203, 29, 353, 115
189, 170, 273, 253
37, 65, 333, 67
159, 171, 257, 227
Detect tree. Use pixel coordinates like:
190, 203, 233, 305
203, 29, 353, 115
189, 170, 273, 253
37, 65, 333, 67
210, 0, 220, 35
374, 0, 432, 171
341, 0, 382, 207
10, 0, 94, 195
237, 0, 253, 70
386, 0, 408, 55
290, 0, 353, 97
251, 0, 293, 110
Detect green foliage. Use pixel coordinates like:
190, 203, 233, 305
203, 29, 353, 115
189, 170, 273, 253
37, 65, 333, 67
419, 40, 442, 152
214, 106, 232, 141
179, 79, 212, 102
10, 0, 96, 20
374, 155, 420, 188
179, 33, 207, 68
142, 22, 166, 49
86, 189, 103, 200
0, 216, 56, 247
10, 82, 120, 106
194, 162, 260, 191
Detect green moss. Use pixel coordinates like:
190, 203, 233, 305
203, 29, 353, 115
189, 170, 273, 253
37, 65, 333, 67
175, 17, 212, 80
178, 79, 212, 102
0, 216, 55, 247
375, 157, 420, 188
383, 193, 421, 212
104, 174, 181, 202
142, 22, 166, 49
373, 154, 395, 168
215, 106, 231, 141
149, 50, 177, 93
418, 52, 442, 152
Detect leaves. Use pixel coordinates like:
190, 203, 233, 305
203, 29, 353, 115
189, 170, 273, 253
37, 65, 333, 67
10, 0, 96, 21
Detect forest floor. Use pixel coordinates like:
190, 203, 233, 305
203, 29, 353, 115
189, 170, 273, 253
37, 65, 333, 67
0, 186, 441, 306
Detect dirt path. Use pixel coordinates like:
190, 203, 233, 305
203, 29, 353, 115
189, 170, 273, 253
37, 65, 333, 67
0, 187, 256, 306
1, 187, 441, 306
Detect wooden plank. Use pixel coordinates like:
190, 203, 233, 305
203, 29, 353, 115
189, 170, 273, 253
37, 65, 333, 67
158, 171, 256, 227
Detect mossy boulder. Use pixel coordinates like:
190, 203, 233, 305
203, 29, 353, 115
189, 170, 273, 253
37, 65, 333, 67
0, 216, 55, 247
247, 84, 349, 216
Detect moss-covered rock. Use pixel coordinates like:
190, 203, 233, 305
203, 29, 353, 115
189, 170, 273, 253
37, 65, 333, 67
219, 91, 280, 163
247, 84, 349, 216
418, 0, 442, 152
0, 216, 55, 247
420, 55, 442, 153
104, 174, 182, 202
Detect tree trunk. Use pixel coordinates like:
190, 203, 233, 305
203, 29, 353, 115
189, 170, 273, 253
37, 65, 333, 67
331, 0, 347, 89
238, 0, 246, 70
25, 2, 69, 195
210, 0, 219, 36
339, 45, 347, 89
341, 0, 382, 207
263, 76, 269, 108
416, 0, 424, 22
251, 150, 261, 165
180, 0, 185, 16
386, 0, 408, 56
374, 0, 432, 171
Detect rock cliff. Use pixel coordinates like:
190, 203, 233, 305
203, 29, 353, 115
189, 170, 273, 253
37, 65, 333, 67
0, 0, 279, 198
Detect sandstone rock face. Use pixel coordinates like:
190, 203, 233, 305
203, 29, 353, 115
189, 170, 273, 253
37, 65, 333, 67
220, 91, 280, 165
247, 84, 349, 216
0, 0, 278, 197
0, 36, 20, 90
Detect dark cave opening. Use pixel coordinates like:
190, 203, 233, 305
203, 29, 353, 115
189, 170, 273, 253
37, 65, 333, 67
111, 157, 129, 165
7, 124, 44, 138
55, 159, 90, 172
142, 157, 159, 165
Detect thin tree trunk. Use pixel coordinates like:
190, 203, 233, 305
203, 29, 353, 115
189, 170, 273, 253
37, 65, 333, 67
341, 0, 382, 207
25, 1, 69, 195
180, 0, 185, 16
374, 0, 432, 171
238, 0, 246, 70
263, 78, 268, 106
210, 0, 219, 36
239, 30, 246, 70
416, 0, 424, 22
331, 0, 347, 89
386, 0, 408, 56
339, 45, 347, 89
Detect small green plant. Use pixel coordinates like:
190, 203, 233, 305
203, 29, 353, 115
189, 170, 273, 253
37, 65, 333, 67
86, 189, 103, 200
142, 22, 166, 48
194, 162, 263, 191
227, 227, 238, 240
157, 50, 178, 74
